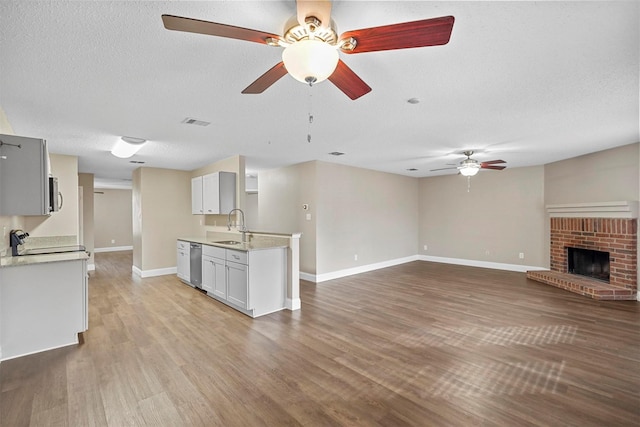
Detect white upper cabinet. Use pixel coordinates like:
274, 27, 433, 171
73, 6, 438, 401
0, 134, 51, 216
192, 171, 236, 215
202, 173, 220, 214
191, 176, 203, 214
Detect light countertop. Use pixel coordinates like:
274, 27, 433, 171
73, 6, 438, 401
179, 236, 289, 252
1, 251, 90, 268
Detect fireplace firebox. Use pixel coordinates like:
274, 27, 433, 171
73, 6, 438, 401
567, 247, 610, 283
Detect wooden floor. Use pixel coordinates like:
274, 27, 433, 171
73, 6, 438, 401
2, 252, 639, 426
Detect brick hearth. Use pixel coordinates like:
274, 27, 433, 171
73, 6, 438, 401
527, 217, 637, 300
527, 270, 635, 300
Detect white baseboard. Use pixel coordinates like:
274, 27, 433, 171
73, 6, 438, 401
301, 255, 420, 283
286, 298, 301, 311
299, 255, 547, 283
132, 266, 177, 278
419, 255, 547, 273
94, 245, 133, 253
0, 339, 79, 362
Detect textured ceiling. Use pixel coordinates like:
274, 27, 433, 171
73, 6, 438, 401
0, 1, 638, 189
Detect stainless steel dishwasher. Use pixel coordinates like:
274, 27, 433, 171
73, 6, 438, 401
189, 243, 202, 289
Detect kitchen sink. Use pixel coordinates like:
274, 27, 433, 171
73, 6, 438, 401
213, 240, 242, 245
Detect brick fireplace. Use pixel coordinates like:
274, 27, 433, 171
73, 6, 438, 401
527, 202, 638, 300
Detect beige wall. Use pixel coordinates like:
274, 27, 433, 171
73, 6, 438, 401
132, 168, 142, 269
545, 143, 639, 204
315, 162, 419, 274
78, 173, 94, 265
258, 161, 419, 275
244, 192, 259, 229
133, 167, 194, 272
419, 166, 547, 267
259, 161, 316, 273
94, 189, 132, 249
24, 153, 79, 239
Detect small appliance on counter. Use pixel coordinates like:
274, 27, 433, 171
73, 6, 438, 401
9, 229, 29, 256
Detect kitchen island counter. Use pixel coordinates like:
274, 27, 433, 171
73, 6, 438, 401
0, 254, 88, 361
0, 250, 89, 268
178, 235, 288, 252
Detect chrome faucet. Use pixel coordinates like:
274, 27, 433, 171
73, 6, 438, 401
227, 208, 248, 242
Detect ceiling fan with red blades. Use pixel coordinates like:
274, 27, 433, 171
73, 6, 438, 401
162, 0, 454, 100
430, 151, 507, 176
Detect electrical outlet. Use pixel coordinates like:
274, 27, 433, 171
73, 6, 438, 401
423, 244, 428, 251
111, 239, 115, 244
306, 213, 312, 221
354, 254, 358, 261
519, 252, 525, 259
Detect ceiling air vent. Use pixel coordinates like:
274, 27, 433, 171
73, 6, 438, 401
182, 117, 211, 126
328, 152, 345, 156
129, 160, 145, 164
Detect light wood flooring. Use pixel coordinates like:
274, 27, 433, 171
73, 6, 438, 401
1, 251, 639, 426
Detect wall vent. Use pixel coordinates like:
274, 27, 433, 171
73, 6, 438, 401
129, 160, 145, 164
182, 117, 211, 126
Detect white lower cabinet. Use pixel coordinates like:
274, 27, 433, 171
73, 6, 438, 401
0, 258, 88, 361
176, 240, 190, 283
226, 260, 248, 308
201, 244, 285, 317
202, 254, 226, 297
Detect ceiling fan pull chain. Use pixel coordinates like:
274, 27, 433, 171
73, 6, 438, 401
467, 176, 471, 192
307, 84, 314, 143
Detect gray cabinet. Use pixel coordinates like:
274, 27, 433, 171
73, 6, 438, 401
0, 134, 51, 215
191, 171, 236, 215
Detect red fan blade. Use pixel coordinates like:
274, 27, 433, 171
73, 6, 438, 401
339, 16, 454, 54
162, 14, 281, 45
481, 165, 506, 170
242, 62, 288, 94
481, 159, 506, 166
327, 60, 372, 100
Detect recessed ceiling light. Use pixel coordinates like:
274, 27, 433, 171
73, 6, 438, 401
407, 98, 420, 104
329, 152, 345, 156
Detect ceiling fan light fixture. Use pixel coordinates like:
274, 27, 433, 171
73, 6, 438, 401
112, 136, 146, 159
282, 39, 339, 84
459, 164, 480, 176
